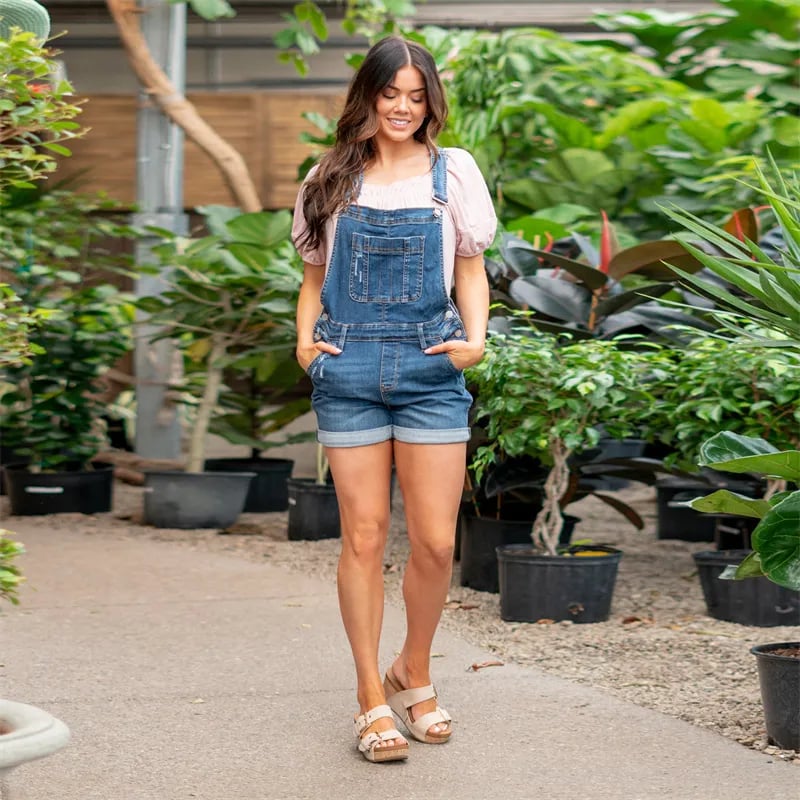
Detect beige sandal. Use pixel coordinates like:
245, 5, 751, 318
384, 670, 452, 744
353, 704, 409, 763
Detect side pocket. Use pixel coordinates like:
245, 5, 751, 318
306, 352, 328, 379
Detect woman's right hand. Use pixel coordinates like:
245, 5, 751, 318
296, 342, 341, 373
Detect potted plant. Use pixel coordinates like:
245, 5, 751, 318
136, 206, 300, 528
686, 432, 800, 749
0, 188, 138, 515
467, 323, 652, 621
640, 334, 799, 543
662, 159, 800, 751
186, 205, 313, 512
286, 444, 340, 541
0, 26, 87, 502
203, 352, 312, 513
457, 453, 548, 592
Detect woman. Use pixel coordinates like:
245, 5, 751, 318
292, 35, 495, 763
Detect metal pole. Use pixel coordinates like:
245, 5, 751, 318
133, 0, 188, 459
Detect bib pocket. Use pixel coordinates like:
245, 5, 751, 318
349, 232, 425, 303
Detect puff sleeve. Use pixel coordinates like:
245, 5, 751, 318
445, 148, 497, 257
291, 167, 326, 266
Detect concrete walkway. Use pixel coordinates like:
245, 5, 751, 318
1, 521, 797, 800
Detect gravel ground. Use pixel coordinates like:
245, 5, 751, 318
3, 481, 798, 764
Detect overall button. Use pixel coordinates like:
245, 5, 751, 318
320, 312, 328, 320
454, 329, 463, 337
444, 310, 454, 319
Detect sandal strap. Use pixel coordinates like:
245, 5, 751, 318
353, 704, 393, 736
413, 707, 451, 732
358, 728, 404, 753
392, 684, 436, 710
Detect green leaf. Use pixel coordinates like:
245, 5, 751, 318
689, 489, 770, 519
773, 115, 800, 147
719, 552, 765, 581
504, 215, 570, 244
594, 99, 669, 149
698, 432, 800, 481
751, 494, 800, 590
184, 0, 236, 20
226, 210, 292, 248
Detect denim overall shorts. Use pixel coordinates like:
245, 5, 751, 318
307, 150, 473, 448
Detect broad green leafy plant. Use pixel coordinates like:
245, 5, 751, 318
593, 0, 800, 114
139, 207, 304, 472
488, 214, 712, 342
689, 431, 800, 591
415, 23, 797, 240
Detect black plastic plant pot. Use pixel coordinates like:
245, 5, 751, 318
204, 457, 294, 512
0, 442, 29, 496
143, 470, 255, 529
286, 478, 340, 541
496, 543, 622, 624
460, 514, 579, 594
3, 462, 113, 516
751, 642, 800, 751
460, 515, 534, 593
655, 479, 719, 542
693, 550, 800, 627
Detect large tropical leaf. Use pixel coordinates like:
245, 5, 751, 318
606, 240, 705, 281
497, 234, 541, 276
689, 489, 771, 519
751, 493, 800, 590
590, 492, 645, 529
597, 304, 716, 339
593, 283, 673, 318
227, 210, 292, 249
698, 431, 800, 481
509, 275, 592, 323
525, 249, 608, 290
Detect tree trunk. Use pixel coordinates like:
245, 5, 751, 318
187, 335, 227, 472
532, 438, 572, 556
105, 0, 262, 212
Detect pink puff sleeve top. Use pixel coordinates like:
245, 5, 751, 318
291, 147, 497, 292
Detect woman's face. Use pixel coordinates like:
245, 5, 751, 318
373, 65, 428, 147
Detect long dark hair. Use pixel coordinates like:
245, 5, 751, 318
297, 36, 448, 253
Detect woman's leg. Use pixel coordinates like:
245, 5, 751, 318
326, 441, 405, 749
390, 440, 465, 735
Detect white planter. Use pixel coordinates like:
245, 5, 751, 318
0, 699, 69, 784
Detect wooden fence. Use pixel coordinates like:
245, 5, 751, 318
57, 91, 342, 210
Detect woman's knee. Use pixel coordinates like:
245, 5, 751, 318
341, 518, 389, 562
410, 537, 455, 571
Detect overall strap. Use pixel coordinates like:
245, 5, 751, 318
431, 148, 448, 205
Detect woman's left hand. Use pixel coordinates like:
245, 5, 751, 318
424, 340, 485, 371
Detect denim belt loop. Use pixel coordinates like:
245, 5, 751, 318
416, 323, 428, 350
